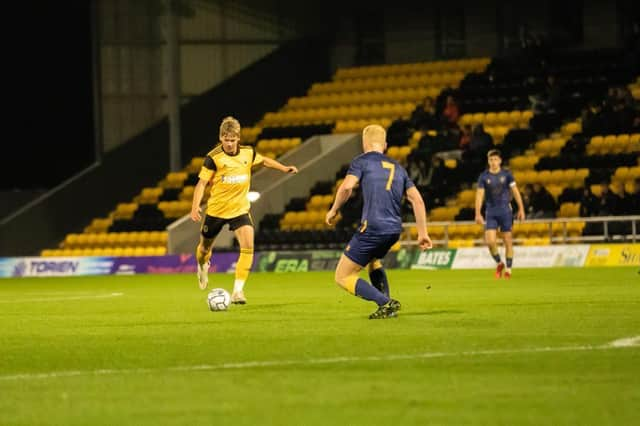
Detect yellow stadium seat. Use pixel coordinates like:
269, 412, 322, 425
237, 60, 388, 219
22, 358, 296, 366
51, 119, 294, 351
567, 221, 585, 236
613, 166, 631, 183
508, 156, 527, 170
561, 169, 576, 183
113, 203, 138, 220
549, 138, 565, 156
548, 170, 565, 185
110, 247, 125, 257
562, 121, 581, 137
386, 146, 400, 160
547, 184, 564, 200
615, 134, 630, 149
448, 239, 474, 248
459, 114, 473, 126
575, 168, 589, 182
558, 202, 581, 217
484, 112, 498, 126
471, 113, 485, 125
457, 189, 476, 207
508, 110, 522, 126
537, 170, 552, 185
535, 139, 553, 156
398, 146, 412, 162
444, 159, 457, 169
522, 170, 538, 184
429, 226, 445, 239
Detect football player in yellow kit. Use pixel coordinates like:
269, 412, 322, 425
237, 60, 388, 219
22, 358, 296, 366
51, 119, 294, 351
190, 116, 298, 303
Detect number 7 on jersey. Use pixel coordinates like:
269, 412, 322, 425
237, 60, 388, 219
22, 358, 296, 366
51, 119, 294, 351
381, 161, 395, 191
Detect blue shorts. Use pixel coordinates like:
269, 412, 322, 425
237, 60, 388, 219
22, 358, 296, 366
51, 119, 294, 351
343, 232, 400, 267
485, 209, 513, 232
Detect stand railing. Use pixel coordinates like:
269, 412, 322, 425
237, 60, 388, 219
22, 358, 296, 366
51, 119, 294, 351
401, 215, 640, 247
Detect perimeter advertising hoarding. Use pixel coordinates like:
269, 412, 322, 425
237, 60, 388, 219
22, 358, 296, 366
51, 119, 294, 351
410, 249, 456, 270
0, 254, 240, 278
584, 244, 640, 267
451, 245, 590, 269
255, 248, 415, 272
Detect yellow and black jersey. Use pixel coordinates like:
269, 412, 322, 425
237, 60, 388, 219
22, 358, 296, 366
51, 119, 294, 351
198, 144, 264, 218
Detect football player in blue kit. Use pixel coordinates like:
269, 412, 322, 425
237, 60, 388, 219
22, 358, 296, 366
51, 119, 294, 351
326, 124, 432, 319
475, 149, 525, 279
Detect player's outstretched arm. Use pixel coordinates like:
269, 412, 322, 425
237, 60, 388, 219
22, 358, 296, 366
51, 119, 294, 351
190, 178, 208, 222
406, 186, 432, 250
326, 174, 358, 225
475, 188, 486, 225
262, 157, 298, 174
511, 184, 526, 221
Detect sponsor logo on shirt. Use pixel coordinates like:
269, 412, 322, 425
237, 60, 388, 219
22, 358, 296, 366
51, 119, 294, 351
221, 174, 248, 184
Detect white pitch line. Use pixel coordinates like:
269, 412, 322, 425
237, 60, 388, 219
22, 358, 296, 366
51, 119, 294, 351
0, 292, 123, 304
0, 336, 638, 382
608, 336, 640, 347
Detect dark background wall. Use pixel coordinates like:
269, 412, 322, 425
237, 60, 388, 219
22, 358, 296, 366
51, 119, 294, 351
4, 2, 95, 192
4, 0, 639, 194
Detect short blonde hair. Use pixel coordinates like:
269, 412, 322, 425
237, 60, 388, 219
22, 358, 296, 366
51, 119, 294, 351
362, 124, 386, 147
219, 116, 241, 138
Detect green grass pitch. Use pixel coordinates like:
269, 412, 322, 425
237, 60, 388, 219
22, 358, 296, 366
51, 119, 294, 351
1, 267, 639, 425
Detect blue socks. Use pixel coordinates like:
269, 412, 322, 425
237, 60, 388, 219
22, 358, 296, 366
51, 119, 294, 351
506, 257, 513, 268
355, 278, 389, 306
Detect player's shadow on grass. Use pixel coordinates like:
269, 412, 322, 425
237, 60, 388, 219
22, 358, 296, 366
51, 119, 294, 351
401, 309, 465, 317
240, 302, 314, 311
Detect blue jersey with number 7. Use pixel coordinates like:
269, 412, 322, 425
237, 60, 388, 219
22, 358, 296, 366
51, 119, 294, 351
346, 151, 415, 235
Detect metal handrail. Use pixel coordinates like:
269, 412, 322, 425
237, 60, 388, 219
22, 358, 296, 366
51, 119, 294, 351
401, 215, 640, 246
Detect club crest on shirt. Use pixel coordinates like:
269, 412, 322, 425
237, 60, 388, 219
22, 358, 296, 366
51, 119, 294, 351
500, 176, 506, 183
486, 178, 491, 185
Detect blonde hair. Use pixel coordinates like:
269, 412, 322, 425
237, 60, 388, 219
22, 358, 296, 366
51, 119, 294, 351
362, 124, 386, 149
219, 116, 241, 138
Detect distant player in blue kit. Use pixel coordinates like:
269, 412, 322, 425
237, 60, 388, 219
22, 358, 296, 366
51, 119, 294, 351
326, 124, 432, 319
475, 149, 525, 279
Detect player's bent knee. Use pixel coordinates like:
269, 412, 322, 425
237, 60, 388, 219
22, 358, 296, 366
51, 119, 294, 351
368, 259, 383, 273
200, 237, 214, 252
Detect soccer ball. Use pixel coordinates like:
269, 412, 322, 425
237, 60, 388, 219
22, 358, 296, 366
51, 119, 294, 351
207, 288, 231, 311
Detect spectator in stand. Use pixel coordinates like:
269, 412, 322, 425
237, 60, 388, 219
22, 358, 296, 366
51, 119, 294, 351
521, 184, 534, 218
406, 155, 430, 187
598, 86, 637, 134
461, 124, 494, 178
595, 183, 620, 216
632, 109, 640, 133
425, 156, 450, 205
470, 124, 493, 153
337, 187, 363, 231
613, 87, 636, 133
620, 179, 640, 215
459, 124, 472, 151
410, 96, 439, 131
532, 74, 562, 114
580, 101, 602, 135
558, 185, 583, 204
441, 95, 460, 128
529, 183, 557, 218
579, 186, 599, 217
